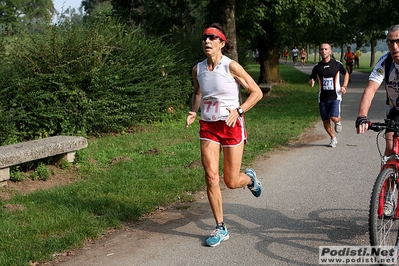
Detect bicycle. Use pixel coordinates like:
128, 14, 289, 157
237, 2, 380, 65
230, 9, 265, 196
369, 119, 399, 253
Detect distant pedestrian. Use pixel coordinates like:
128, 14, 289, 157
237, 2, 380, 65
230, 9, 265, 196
300, 48, 307, 67
354, 47, 362, 68
292, 46, 299, 66
283, 48, 289, 64
344, 46, 355, 82
254, 49, 259, 63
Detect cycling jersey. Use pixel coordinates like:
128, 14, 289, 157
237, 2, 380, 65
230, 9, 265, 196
369, 52, 399, 110
197, 55, 240, 121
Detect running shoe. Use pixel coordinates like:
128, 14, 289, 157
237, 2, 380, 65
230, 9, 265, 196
328, 137, 338, 148
384, 200, 395, 217
335, 122, 342, 133
206, 226, 229, 247
245, 168, 262, 197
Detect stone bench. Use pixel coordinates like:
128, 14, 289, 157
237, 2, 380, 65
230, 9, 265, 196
0, 136, 88, 183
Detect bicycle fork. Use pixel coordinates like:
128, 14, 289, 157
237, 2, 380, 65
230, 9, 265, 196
379, 167, 399, 219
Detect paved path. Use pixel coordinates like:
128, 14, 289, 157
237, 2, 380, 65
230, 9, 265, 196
57, 62, 387, 266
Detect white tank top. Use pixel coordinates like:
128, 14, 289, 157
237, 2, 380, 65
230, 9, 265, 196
197, 56, 240, 121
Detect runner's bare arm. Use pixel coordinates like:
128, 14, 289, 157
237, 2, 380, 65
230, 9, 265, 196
186, 65, 201, 129
229, 61, 263, 113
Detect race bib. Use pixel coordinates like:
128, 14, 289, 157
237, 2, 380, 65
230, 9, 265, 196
322, 77, 334, 90
201, 97, 221, 121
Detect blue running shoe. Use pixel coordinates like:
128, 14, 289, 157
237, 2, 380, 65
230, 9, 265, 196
245, 168, 262, 197
206, 227, 229, 247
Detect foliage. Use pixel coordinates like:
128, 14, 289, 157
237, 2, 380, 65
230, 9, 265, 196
232, 0, 344, 48
83, 0, 197, 37
0, 0, 55, 31
10, 167, 27, 182
31, 163, 50, 181
233, 0, 348, 83
81, 0, 104, 15
79, 0, 399, 83
57, 158, 71, 170
0, 13, 192, 144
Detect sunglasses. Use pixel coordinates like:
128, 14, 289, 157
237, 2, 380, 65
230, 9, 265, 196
202, 34, 221, 41
386, 39, 399, 46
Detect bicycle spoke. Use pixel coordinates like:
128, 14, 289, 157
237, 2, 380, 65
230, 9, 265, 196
378, 218, 397, 245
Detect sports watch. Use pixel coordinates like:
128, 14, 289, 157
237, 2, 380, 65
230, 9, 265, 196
236, 107, 244, 117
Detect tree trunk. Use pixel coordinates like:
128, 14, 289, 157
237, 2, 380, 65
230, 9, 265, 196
313, 45, 318, 62
340, 45, 345, 62
370, 39, 377, 67
218, 0, 238, 61
257, 44, 281, 84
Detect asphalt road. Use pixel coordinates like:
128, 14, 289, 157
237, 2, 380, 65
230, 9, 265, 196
57, 61, 388, 266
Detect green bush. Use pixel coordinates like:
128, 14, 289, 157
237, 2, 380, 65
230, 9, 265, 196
9, 168, 27, 182
57, 158, 71, 170
31, 163, 50, 181
0, 14, 192, 144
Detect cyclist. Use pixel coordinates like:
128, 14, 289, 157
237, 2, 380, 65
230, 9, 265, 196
356, 24, 399, 156
356, 24, 399, 216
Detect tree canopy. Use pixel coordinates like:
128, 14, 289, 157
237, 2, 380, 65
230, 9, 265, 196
79, 0, 399, 82
3, 0, 399, 83
0, 0, 54, 30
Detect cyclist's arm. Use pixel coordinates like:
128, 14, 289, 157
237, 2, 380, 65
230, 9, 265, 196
357, 80, 380, 134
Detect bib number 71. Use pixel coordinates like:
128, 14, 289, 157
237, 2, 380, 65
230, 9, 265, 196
201, 97, 221, 121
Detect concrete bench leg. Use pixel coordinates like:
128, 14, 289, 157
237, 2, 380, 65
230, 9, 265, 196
64, 151, 76, 163
0, 167, 10, 183
52, 151, 76, 165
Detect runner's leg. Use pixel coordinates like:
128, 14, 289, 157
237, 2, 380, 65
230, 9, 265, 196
201, 140, 223, 223
222, 142, 252, 189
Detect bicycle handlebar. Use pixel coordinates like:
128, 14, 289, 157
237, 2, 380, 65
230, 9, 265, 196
369, 119, 399, 132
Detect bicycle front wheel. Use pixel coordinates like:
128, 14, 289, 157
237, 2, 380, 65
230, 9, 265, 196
369, 167, 399, 247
